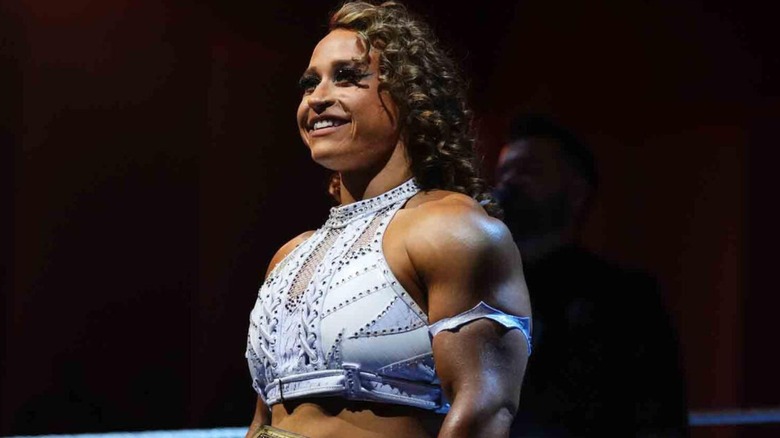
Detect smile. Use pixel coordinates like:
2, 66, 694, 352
308, 117, 350, 132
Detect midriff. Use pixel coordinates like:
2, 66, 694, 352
271, 399, 443, 438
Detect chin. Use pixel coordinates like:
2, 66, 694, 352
309, 149, 349, 171
307, 143, 357, 169
311, 153, 375, 175
308, 145, 334, 164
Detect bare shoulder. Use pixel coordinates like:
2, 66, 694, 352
264, 230, 315, 278
401, 190, 529, 316
404, 190, 514, 260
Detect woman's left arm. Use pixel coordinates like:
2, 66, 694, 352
406, 197, 532, 438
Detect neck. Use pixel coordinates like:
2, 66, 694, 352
339, 170, 413, 205
338, 142, 412, 204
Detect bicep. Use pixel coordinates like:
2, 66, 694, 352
414, 212, 531, 407
432, 318, 529, 413
422, 216, 530, 325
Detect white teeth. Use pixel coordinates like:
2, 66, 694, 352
311, 119, 349, 131
313, 120, 334, 130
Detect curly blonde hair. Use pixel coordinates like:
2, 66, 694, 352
328, 1, 501, 217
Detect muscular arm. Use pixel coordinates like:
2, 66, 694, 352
406, 196, 531, 438
245, 231, 314, 438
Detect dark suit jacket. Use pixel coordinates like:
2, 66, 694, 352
511, 246, 688, 437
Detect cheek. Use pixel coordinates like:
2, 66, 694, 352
359, 103, 399, 139
296, 105, 311, 146
376, 91, 399, 128
296, 101, 307, 125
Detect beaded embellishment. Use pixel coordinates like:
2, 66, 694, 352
248, 179, 431, 386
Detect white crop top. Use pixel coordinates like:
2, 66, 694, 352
246, 179, 531, 413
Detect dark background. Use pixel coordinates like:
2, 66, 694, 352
1, 0, 776, 436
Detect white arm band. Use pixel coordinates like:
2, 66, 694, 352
428, 301, 532, 354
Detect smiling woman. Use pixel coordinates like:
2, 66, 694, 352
296, 28, 405, 175
244, 2, 532, 438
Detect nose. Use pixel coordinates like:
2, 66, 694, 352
307, 83, 334, 114
308, 97, 333, 114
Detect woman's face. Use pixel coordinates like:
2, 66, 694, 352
297, 29, 402, 172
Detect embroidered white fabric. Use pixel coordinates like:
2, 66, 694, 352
246, 179, 447, 410
246, 178, 531, 413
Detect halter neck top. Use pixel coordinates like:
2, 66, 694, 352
246, 179, 531, 413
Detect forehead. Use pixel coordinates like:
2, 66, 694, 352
308, 29, 370, 68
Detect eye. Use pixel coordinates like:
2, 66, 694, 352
298, 74, 320, 94
334, 66, 370, 86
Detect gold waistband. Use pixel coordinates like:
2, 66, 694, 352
252, 425, 309, 438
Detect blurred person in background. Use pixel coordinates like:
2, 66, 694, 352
496, 114, 688, 437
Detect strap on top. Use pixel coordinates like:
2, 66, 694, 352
428, 301, 532, 355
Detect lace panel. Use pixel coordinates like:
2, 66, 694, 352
344, 207, 389, 256
285, 228, 342, 311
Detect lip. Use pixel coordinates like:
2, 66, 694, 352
308, 121, 351, 137
306, 111, 350, 127
304, 112, 352, 137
